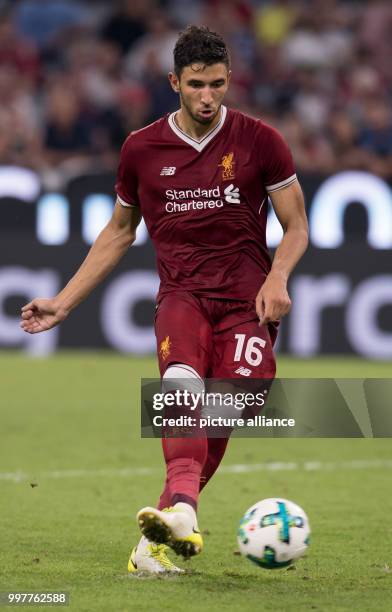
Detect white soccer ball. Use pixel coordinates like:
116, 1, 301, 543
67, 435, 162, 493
237, 498, 310, 569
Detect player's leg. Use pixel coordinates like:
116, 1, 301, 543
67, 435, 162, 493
135, 293, 212, 564
155, 294, 211, 514
198, 317, 276, 491
157, 363, 207, 511
137, 372, 207, 559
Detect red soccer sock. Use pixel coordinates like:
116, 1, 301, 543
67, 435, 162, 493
157, 477, 171, 510
158, 437, 230, 508
160, 436, 207, 511
199, 437, 230, 492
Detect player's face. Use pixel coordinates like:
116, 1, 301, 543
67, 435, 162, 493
170, 63, 230, 126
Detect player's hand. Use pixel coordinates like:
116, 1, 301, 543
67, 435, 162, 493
20, 298, 69, 334
255, 271, 291, 326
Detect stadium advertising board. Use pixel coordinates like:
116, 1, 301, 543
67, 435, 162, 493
1, 167, 391, 358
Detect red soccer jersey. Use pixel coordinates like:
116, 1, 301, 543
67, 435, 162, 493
115, 106, 296, 302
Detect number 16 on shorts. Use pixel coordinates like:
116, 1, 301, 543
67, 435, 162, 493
228, 322, 276, 379
234, 334, 266, 367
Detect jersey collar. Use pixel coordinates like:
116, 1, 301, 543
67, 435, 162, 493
168, 105, 227, 152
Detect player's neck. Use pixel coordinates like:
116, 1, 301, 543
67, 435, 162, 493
175, 107, 222, 141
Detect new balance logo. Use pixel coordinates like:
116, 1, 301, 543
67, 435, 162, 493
235, 366, 252, 377
224, 183, 240, 204
160, 167, 176, 176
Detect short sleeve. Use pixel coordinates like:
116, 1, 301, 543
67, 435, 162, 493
260, 125, 297, 193
115, 135, 139, 207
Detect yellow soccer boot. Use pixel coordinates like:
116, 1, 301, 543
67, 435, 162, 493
128, 537, 184, 574
136, 503, 203, 559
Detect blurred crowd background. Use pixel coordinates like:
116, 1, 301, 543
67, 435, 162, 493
1, 0, 392, 177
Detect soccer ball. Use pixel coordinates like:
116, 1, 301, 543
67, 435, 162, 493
237, 498, 310, 569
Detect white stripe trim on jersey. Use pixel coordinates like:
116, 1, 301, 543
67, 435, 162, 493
266, 173, 297, 193
116, 194, 137, 208
168, 105, 227, 152
258, 196, 267, 215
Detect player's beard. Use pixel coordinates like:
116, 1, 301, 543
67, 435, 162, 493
180, 94, 220, 126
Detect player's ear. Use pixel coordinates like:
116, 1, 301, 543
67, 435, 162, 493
168, 71, 180, 94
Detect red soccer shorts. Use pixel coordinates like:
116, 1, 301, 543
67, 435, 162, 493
155, 291, 277, 379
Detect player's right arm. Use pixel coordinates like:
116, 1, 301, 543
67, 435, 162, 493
20, 201, 141, 334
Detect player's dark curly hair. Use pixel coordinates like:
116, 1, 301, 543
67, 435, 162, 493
174, 25, 230, 76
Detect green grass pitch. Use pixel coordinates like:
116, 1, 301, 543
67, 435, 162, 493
1, 352, 392, 611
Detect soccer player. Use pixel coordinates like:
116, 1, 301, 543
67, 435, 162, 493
20, 26, 308, 573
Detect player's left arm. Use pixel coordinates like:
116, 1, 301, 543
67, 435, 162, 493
256, 179, 308, 325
